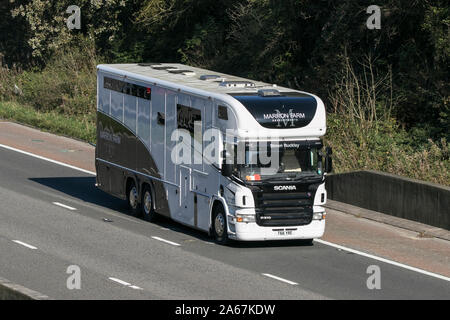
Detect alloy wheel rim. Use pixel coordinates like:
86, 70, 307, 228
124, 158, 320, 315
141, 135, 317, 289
129, 187, 138, 209
215, 213, 225, 237
144, 191, 152, 215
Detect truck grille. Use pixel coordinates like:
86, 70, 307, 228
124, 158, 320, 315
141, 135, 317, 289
253, 191, 313, 226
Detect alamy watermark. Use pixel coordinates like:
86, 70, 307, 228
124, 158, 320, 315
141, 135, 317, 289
170, 127, 281, 176
366, 265, 381, 289
366, 5, 381, 30
66, 5, 81, 30
66, 265, 81, 290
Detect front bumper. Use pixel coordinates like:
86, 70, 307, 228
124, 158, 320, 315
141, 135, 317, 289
228, 218, 325, 241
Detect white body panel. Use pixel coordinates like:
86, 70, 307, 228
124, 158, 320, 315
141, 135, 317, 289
96, 63, 328, 241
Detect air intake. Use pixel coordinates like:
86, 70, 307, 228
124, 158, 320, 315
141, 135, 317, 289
219, 81, 255, 88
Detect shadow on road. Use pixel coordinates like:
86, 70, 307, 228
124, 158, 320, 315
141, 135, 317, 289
29, 176, 129, 213
29, 176, 315, 248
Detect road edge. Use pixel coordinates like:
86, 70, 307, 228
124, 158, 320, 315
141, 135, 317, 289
0, 276, 50, 300
325, 199, 450, 242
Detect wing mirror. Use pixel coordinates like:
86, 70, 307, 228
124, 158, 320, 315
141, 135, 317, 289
324, 147, 333, 173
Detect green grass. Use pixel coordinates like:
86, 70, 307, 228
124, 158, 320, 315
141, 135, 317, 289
0, 100, 96, 143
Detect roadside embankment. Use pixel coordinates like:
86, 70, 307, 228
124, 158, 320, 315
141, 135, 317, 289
326, 170, 450, 230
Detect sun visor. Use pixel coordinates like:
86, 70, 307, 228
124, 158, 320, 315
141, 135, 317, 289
231, 93, 317, 129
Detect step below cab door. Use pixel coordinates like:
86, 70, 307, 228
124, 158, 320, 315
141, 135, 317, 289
177, 165, 194, 226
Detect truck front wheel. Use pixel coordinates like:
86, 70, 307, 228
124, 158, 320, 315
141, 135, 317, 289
213, 205, 229, 245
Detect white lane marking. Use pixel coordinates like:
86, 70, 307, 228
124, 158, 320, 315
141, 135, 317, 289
151, 236, 181, 246
160, 227, 170, 230
4, 142, 448, 283
12, 240, 38, 250
262, 273, 298, 285
0, 143, 96, 175
108, 277, 131, 286
129, 285, 143, 290
315, 239, 450, 282
52, 202, 77, 211
109, 278, 143, 290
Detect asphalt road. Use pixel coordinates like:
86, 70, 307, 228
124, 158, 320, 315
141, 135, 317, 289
0, 147, 449, 299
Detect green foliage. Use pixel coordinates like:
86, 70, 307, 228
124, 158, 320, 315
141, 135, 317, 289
0, 0, 448, 185
0, 101, 96, 142
325, 113, 449, 186
16, 37, 98, 116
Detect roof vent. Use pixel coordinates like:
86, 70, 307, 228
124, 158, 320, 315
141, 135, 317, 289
200, 74, 222, 81
219, 81, 255, 88
151, 65, 178, 71
258, 89, 281, 96
138, 63, 160, 67
168, 69, 196, 76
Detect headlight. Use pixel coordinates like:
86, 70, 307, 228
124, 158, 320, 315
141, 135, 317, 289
312, 212, 326, 220
235, 214, 256, 223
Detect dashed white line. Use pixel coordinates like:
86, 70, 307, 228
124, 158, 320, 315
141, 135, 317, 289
0, 143, 96, 175
52, 202, 77, 211
314, 239, 450, 282
262, 273, 298, 285
12, 240, 38, 250
3, 142, 449, 284
152, 236, 181, 246
109, 278, 143, 290
108, 277, 131, 286
129, 285, 143, 290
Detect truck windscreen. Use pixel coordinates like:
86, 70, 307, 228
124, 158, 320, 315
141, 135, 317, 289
231, 141, 323, 182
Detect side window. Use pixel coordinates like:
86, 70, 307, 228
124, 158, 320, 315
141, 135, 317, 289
177, 104, 202, 143
177, 104, 203, 167
218, 105, 228, 120
104, 77, 151, 100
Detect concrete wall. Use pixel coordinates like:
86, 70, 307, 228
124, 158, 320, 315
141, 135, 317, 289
326, 170, 450, 230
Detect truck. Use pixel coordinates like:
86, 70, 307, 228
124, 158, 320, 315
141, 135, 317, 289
95, 63, 332, 244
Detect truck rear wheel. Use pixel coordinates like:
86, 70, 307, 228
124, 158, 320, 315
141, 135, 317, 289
126, 179, 140, 216
141, 184, 157, 222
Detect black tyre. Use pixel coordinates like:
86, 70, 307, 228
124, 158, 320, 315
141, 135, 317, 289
212, 205, 229, 245
141, 184, 157, 222
126, 179, 140, 216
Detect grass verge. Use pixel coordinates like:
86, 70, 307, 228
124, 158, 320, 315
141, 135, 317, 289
0, 100, 96, 143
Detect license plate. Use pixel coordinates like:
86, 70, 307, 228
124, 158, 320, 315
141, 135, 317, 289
277, 230, 292, 236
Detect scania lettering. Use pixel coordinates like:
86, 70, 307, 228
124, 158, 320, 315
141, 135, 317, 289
95, 63, 332, 244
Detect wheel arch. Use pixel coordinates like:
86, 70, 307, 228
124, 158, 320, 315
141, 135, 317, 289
209, 196, 228, 236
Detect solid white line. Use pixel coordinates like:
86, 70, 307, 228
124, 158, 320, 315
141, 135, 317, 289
262, 273, 298, 285
12, 240, 38, 250
108, 277, 131, 286
3, 142, 448, 283
151, 236, 181, 246
0, 143, 96, 175
52, 202, 77, 211
315, 239, 450, 282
